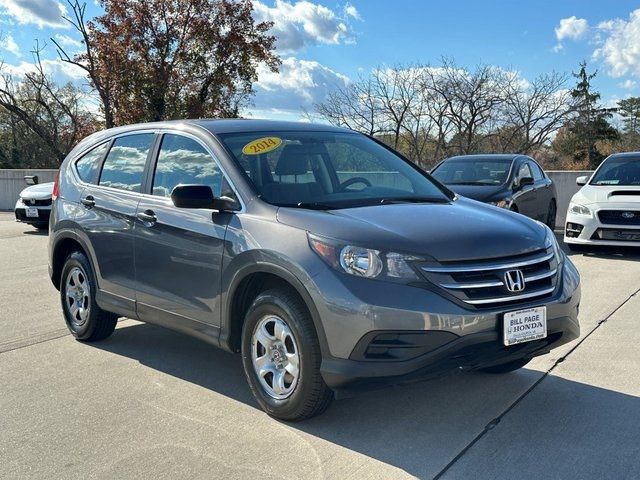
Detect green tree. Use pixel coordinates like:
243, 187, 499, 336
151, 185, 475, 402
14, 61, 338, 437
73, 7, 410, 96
568, 61, 618, 168
617, 97, 640, 136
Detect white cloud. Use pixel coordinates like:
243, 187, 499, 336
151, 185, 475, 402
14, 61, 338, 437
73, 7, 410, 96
1, 33, 20, 56
0, 0, 68, 28
251, 56, 349, 115
253, 0, 354, 53
2, 58, 85, 84
618, 79, 637, 90
343, 3, 361, 21
555, 16, 589, 41
54, 33, 82, 49
593, 9, 640, 78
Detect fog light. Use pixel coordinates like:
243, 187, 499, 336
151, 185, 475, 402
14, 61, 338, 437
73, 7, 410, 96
566, 222, 584, 238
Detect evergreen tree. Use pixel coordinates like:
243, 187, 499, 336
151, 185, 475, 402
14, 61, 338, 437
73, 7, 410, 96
569, 61, 618, 168
617, 97, 640, 136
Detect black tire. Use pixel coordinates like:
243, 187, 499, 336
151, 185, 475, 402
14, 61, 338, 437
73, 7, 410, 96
481, 357, 531, 374
241, 287, 333, 421
60, 251, 118, 341
546, 200, 557, 230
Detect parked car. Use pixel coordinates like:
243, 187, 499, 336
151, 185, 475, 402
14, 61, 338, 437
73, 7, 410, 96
48, 120, 581, 420
431, 154, 557, 229
565, 152, 640, 249
14, 176, 54, 230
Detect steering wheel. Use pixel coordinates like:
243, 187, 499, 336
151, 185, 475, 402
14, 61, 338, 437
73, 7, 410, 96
340, 177, 372, 191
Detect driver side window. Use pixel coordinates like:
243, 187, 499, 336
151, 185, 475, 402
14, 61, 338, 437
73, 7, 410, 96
515, 163, 533, 184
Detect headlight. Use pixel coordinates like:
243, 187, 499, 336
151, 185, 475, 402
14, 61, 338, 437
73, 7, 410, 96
540, 223, 562, 263
308, 234, 420, 282
489, 199, 510, 209
569, 202, 591, 216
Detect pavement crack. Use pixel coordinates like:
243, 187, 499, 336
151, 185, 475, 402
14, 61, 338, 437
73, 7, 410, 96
432, 286, 640, 480
0, 329, 70, 354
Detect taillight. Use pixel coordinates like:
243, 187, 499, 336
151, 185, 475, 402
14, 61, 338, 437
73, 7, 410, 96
52, 171, 60, 201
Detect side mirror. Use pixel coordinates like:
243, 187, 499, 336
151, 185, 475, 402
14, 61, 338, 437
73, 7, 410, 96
516, 176, 534, 190
24, 175, 39, 185
576, 175, 589, 186
171, 184, 239, 211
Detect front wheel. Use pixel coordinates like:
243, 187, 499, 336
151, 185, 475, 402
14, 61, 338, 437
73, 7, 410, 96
60, 251, 118, 341
241, 288, 333, 421
480, 357, 531, 374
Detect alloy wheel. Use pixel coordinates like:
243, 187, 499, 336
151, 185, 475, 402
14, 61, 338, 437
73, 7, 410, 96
65, 267, 91, 326
251, 314, 300, 400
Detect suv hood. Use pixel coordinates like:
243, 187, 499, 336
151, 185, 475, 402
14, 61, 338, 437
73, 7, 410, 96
572, 184, 640, 205
277, 197, 547, 263
20, 182, 54, 200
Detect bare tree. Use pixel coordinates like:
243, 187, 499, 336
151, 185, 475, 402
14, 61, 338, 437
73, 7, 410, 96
0, 42, 96, 164
498, 71, 573, 153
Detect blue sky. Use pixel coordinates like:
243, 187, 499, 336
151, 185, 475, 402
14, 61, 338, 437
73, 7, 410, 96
1, 0, 639, 120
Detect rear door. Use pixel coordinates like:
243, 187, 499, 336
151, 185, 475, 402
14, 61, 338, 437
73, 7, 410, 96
76, 132, 156, 317
512, 161, 538, 219
529, 160, 553, 220
133, 132, 233, 332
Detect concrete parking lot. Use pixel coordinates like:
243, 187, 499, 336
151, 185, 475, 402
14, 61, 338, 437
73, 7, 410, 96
1, 211, 639, 480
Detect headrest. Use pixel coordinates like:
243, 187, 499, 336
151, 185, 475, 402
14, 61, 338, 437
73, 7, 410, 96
275, 144, 321, 176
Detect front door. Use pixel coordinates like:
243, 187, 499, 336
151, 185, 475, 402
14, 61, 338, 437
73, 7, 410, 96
133, 133, 231, 334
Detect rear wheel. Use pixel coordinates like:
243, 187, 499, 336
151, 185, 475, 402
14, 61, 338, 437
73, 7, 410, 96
481, 357, 531, 374
60, 251, 118, 341
241, 287, 333, 421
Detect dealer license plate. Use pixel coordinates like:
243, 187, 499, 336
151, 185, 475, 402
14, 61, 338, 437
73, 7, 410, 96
25, 207, 39, 218
503, 306, 547, 346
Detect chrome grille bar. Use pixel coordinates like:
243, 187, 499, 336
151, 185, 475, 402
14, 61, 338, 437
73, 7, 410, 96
439, 268, 558, 290
422, 251, 554, 273
465, 287, 555, 305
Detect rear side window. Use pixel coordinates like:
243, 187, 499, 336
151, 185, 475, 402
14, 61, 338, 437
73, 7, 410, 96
99, 134, 154, 192
75, 142, 108, 184
530, 162, 545, 181
152, 134, 223, 197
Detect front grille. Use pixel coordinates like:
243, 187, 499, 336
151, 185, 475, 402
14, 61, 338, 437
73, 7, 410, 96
598, 210, 640, 226
591, 228, 640, 242
21, 198, 52, 207
420, 248, 558, 308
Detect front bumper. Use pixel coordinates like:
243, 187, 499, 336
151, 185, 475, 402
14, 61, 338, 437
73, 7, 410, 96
14, 198, 51, 226
564, 205, 640, 247
308, 258, 581, 392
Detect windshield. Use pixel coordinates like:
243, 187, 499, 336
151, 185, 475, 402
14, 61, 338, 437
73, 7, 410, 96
590, 156, 640, 186
431, 158, 512, 185
218, 131, 451, 209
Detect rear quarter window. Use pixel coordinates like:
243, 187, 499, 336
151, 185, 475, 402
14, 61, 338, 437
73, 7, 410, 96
75, 142, 109, 184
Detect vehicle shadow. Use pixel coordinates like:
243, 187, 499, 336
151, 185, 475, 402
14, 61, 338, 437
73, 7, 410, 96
23, 228, 48, 236
94, 322, 640, 479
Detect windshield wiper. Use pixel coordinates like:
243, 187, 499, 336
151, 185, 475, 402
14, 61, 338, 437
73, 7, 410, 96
379, 196, 450, 205
445, 181, 486, 185
291, 201, 336, 210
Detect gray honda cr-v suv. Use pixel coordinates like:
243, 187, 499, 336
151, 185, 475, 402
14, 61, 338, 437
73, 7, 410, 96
48, 120, 581, 420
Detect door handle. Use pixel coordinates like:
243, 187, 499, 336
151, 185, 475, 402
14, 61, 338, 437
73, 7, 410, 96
81, 195, 95, 208
137, 209, 157, 225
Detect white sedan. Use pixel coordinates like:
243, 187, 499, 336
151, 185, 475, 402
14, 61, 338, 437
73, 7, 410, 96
14, 177, 54, 230
565, 152, 640, 249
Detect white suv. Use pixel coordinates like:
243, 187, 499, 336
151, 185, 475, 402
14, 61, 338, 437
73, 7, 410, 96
565, 152, 640, 248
